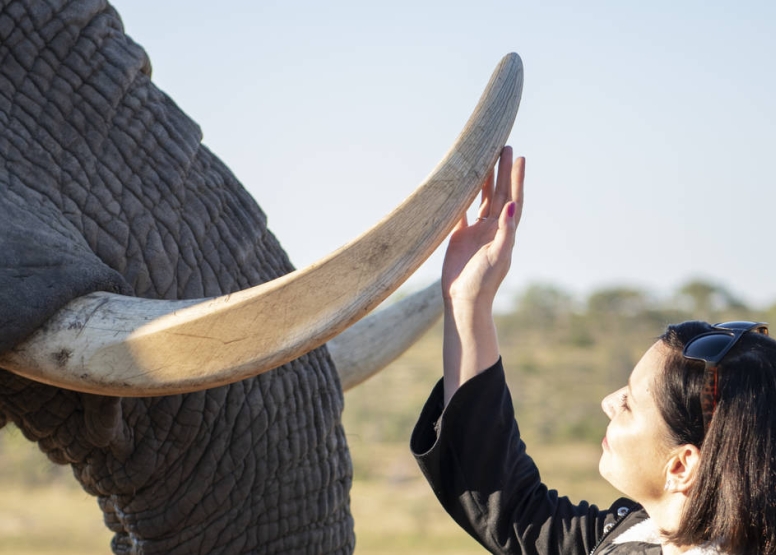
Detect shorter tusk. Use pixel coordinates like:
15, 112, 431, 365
330, 281, 442, 391
0, 53, 523, 397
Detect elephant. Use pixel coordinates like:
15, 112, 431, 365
0, 0, 521, 553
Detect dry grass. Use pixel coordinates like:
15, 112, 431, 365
0, 439, 618, 554
0, 485, 112, 554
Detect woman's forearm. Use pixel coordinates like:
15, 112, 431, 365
443, 299, 500, 406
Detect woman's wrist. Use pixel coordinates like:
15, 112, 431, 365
443, 291, 496, 315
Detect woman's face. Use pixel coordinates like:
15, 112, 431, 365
599, 341, 673, 503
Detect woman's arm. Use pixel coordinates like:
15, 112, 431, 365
416, 148, 636, 554
441, 147, 525, 406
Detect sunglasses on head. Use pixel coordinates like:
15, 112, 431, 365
682, 321, 769, 433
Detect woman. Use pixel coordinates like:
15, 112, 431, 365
410, 147, 776, 554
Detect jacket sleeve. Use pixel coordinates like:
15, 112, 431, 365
410, 359, 630, 555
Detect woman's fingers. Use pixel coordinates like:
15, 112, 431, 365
477, 168, 494, 219
510, 156, 525, 224
477, 146, 515, 222
452, 212, 469, 234
492, 146, 514, 214
492, 155, 525, 266
491, 201, 517, 262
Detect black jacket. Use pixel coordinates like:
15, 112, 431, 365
410, 359, 664, 555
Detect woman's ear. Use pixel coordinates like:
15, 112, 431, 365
665, 444, 702, 493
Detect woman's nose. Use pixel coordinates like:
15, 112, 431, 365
601, 389, 621, 419
601, 396, 612, 419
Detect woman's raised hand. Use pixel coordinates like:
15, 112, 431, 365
441, 146, 525, 309
441, 147, 525, 404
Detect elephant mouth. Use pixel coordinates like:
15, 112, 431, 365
0, 53, 523, 396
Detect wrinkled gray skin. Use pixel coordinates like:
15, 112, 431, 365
0, 1, 354, 552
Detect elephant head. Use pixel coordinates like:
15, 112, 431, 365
0, 0, 522, 552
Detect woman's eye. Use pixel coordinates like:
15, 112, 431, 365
619, 393, 630, 411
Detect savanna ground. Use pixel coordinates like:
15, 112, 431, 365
2, 279, 769, 553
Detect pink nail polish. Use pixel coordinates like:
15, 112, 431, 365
507, 202, 516, 218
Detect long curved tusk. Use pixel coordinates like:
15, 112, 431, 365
329, 281, 442, 391
0, 53, 523, 396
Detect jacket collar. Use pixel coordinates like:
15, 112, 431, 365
613, 518, 725, 554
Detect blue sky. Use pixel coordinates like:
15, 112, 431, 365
111, 0, 776, 309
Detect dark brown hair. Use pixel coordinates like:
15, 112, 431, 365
656, 321, 776, 554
